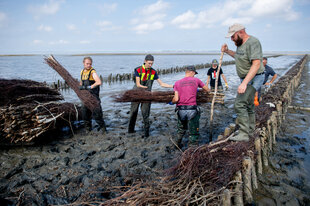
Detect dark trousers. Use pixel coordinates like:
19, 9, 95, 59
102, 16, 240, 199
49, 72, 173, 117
177, 108, 200, 143
81, 96, 106, 130
128, 102, 151, 133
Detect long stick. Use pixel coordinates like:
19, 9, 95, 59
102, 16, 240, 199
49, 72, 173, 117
209, 52, 224, 140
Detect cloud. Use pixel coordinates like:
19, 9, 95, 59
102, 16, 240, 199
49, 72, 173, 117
96, 21, 121, 31
33, 40, 43, 44
98, 3, 118, 15
131, 0, 169, 34
243, 0, 299, 21
38, 24, 53, 32
49, 40, 68, 45
172, 0, 299, 29
28, 0, 64, 19
0, 12, 8, 27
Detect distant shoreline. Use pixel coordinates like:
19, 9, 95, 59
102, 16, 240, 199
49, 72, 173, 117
0, 52, 309, 57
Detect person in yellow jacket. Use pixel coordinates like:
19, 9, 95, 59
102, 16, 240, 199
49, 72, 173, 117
80, 56, 107, 134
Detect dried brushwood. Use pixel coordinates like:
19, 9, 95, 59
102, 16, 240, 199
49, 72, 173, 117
44, 55, 100, 112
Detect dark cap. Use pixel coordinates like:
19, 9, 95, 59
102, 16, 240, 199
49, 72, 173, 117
145, 54, 154, 61
211, 59, 218, 65
186, 65, 198, 74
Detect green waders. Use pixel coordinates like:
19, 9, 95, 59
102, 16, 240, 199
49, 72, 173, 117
128, 102, 151, 137
230, 85, 256, 141
177, 111, 200, 145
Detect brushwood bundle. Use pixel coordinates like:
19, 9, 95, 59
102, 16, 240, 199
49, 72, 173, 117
0, 79, 79, 144
44, 55, 100, 112
114, 89, 225, 104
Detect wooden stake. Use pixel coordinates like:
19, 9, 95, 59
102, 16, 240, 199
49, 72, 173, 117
209, 51, 224, 139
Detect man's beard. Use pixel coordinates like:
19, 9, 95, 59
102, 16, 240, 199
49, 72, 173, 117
234, 35, 243, 47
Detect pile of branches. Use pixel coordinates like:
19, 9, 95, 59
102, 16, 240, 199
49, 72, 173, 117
103, 139, 254, 205
0, 79, 63, 106
0, 79, 79, 144
114, 89, 225, 104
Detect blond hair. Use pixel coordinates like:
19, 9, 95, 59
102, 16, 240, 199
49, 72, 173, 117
83, 56, 93, 63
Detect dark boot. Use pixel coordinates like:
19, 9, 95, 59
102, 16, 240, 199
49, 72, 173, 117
143, 128, 149, 138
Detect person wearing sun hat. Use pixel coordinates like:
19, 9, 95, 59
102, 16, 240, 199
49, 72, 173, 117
221, 23, 265, 142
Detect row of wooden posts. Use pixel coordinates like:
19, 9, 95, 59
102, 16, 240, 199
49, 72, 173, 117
47, 60, 236, 90
219, 55, 308, 205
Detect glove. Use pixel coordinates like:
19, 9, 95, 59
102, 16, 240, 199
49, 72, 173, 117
225, 83, 228, 90
168, 101, 174, 105
79, 85, 92, 90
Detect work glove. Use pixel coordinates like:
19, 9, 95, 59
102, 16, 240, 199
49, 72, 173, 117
225, 83, 228, 90
167, 101, 174, 105
79, 85, 92, 90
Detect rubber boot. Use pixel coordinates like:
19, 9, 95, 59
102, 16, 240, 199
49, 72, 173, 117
248, 113, 256, 134
99, 120, 108, 134
229, 116, 249, 142
143, 128, 149, 138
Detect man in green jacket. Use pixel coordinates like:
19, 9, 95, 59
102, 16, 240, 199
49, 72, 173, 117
221, 23, 265, 141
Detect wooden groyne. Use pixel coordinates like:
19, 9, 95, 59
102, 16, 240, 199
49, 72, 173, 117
101, 55, 308, 205
218, 54, 308, 205
47, 60, 235, 90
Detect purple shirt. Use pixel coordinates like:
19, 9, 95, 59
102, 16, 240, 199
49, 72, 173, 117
174, 77, 205, 106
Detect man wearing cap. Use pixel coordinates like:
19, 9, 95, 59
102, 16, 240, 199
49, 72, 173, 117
206, 59, 228, 91
128, 54, 173, 137
172, 66, 210, 147
221, 23, 265, 142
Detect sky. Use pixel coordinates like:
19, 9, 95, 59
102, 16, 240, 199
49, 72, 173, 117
0, 0, 309, 54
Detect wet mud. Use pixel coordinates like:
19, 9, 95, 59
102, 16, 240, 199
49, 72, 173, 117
0, 99, 234, 205
255, 63, 310, 205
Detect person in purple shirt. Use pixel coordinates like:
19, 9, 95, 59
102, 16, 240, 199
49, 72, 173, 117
172, 66, 210, 147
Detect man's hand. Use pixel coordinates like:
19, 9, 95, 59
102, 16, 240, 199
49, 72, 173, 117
221, 44, 228, 53
86, 85, 92, 90
238, 82, 247, 94
264, 82, 271, 86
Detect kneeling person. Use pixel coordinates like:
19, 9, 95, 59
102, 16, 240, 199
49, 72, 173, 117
172, 66, 210, 147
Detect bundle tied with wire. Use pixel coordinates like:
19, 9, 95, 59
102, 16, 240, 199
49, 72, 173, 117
114, 89, 225, 104
44, 55, 100, 112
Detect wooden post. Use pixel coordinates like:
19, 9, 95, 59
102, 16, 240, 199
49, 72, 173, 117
233, 171, 244, 205
242, 157, 253, 204
222, 189, 231, 206
255, 137, 263, 174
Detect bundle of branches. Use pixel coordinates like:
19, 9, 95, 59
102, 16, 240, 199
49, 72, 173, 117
44, 55, 100, 112
103, 139, 254, 205
0, 102, 79, 144
0, 79, 63, 106
114, 89, 225, 104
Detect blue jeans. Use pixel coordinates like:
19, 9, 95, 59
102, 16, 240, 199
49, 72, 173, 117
241, 74, 264, 91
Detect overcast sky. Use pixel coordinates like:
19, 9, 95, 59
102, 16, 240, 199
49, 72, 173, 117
0, 0, 309, 54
